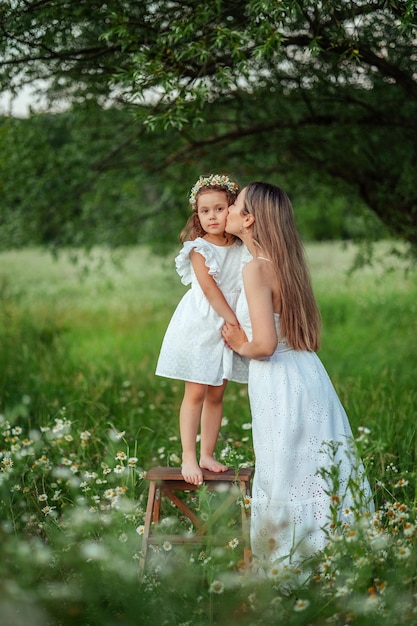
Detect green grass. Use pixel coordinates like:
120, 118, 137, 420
0, 243, 416, 625
1, 243, 415, 475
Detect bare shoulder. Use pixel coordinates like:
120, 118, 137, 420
243, 258, 273, 283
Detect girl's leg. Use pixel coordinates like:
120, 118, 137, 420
200, 380, 228, 473
180, 381, 207, 485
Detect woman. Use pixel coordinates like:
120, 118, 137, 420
222, 182, 373, 568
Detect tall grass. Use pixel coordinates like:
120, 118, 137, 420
0, 243, 416, 625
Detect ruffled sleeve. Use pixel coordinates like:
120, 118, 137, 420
175, 238, 221, 286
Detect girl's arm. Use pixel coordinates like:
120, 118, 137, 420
191, 249, 239, 325
222, 261, 278, 359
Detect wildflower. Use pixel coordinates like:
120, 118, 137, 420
221, 417, 229, 426
363, 593, 382, 613
84, 471, 98, 480
228, 538, 239, 550
169, 453, 181, 464
209, 580, 224, 594
241, 423, 252, 430
136, 525, 145, 535
268, 564, 281, 580
115, 450, 127, 461
38, 493, 48, 502
80, 430, 91, 440
294, 598, 310, 612
335, 585, 350, 597
241, 495, 251, 509
396, 545, 411, 559
394, 479, 409, 488
404, 523, 415, 537
346, 529, 357, 542
114, 464, 125, 474
119, 533, 128, 543
11, 426, 22, 436
128, 457, 138, 466
2, 457, 13, 470
163, 541, 172, 552
52, 420, 65, 434
42, 505, 56, 516
374, 579, 386, 594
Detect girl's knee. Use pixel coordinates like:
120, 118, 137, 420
206, 384, 227, 403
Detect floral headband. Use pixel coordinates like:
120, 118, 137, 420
189, 174, 239, 207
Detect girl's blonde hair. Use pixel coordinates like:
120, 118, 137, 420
244, 181, 321, 351
180, 178, 240, 243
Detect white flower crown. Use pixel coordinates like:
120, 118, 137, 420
189, 174, 239, 206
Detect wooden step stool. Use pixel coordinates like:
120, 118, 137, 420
140, 466, 253, 574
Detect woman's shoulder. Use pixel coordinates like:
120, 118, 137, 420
243, 256, 265, 273
243, 256, 276, 285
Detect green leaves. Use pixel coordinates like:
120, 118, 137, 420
1, 0, 417, 251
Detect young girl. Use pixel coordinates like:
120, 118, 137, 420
156, 175, 250, 486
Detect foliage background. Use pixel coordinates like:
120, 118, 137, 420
1, 0, 416, 258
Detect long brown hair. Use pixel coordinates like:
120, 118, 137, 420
244, 182, 321, 351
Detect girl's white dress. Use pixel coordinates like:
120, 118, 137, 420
236, 293, 374, 565
156, 238, 250, 385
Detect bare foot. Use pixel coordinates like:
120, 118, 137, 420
181, 459, 203, 486
200, 455, 228, 473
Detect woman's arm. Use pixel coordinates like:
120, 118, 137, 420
222, 261, 278, 359
191, 249, 239, 325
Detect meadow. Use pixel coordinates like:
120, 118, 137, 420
0, 243, 416, 625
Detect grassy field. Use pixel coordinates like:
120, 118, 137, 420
0, 243, 416, 625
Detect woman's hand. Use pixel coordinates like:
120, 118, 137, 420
222, 322, 248, 355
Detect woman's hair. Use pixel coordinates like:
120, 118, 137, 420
180, 177, 240, 243
244, 181, 321, 351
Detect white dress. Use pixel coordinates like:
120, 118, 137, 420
156, 238, 250, 385
236, 293, 374, 565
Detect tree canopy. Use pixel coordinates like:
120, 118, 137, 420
1, 0, 416, 251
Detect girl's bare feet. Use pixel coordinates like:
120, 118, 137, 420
200, 455, 228, 473
181, 458, 203, 485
